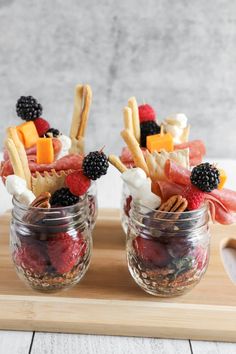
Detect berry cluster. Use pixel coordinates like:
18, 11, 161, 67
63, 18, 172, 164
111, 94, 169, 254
138, 104, 160, 148
14, 231, 86, 275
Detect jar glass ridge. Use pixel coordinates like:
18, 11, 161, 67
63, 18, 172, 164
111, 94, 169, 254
10, 195, 92, 293
127, 201, 210, 297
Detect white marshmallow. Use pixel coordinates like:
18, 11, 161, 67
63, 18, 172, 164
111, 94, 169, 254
163, 113, 188, 144
6, 175, 27, 196
122, 168, 161, 210
57, 135, 72, 159
17, 190, 36, 206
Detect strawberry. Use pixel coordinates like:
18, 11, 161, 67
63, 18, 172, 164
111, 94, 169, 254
124, 195, 132, 217
14, 243, 47, 274
47, 232, 86, 274
133, 236, 171, 267
34, 117, 50, 137
65, 171, 91, 196
183, 184, 205, 210
193, 245, 208, 270
138, 104, 156, 123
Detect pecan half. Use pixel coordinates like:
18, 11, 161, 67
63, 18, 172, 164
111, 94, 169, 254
158, 195, 188, 212
30, 192, 51, 208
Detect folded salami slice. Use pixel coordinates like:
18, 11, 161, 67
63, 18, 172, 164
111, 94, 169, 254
1, 154, 83, 180
164, 160, 191, 185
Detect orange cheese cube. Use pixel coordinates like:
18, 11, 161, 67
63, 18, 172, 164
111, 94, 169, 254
146, 133, 174, 153
36, 138, 54, 164
17, 121, 39, 148
218, 169, 227, 190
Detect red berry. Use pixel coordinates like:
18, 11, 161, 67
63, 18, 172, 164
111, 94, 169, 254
183, 184, 205, 210
48, 232, 86, 274
138, 104, 156, 123
65, 171, 91, 196
14, 243, 47, 274
34, 117, 50, 137
124, 195, 132, 217
133, 236, 171, 267
193, 245, 208, 270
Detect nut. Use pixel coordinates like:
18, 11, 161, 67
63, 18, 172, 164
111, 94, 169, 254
158, 195, 188, 212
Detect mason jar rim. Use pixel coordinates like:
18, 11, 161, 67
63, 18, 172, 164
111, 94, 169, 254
131, 199, 208, 219
12, 193, 87, 212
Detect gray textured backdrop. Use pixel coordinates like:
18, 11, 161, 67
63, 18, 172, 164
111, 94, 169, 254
0, 0, 236, 157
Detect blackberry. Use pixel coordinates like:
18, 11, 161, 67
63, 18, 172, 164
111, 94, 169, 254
190, 163, 220, 192
50, 188, 79, 207
83, 151, 109, 180
16, 96, 42, 121
140, 121, 160, 147
45, 128, 60, 138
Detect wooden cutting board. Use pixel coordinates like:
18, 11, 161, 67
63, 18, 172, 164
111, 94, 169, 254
0, 209, 235, 341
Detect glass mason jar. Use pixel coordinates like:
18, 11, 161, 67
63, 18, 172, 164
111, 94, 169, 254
121, 182, 132, 234
127, 201, 210, 297
88, 182, 98, 229
10, 195, 92, 293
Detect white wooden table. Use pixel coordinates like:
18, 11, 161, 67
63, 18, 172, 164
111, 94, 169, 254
0, 154, 236, 354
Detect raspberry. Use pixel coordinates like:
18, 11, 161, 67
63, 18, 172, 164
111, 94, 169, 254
133, 236, 171, 268
138, 104, 156, 123
183, 184, 205, 210
48, 232, 86, 274
14, 243, 47, 274
124, 195, 132, 217
65, 171, 91, 196
34, 117, 50, 137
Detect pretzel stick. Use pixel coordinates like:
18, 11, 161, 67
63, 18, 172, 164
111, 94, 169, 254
69, 84, 92, 154
108, 155, 127, 173
5, 138, 25, 180
123, 107, 134, 134
7, 127, 31, 189
121, 129, 149, 176
128, 97, 140, 143
77, 84, 92, 138
70, 84, 84, 139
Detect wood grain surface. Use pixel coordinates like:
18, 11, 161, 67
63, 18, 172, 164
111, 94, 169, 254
0, 209, 235, 342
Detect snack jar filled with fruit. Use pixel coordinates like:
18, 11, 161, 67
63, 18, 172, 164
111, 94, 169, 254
10, 192, 92, 292
0, 85, 109, 292
126, 200, 210, 297
109, 96, 236, 296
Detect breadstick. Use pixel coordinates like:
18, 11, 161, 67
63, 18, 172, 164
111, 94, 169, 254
108, 155, 127, 173
128, 97, 140, 143
5, 138, 25, 180
123, 107, 134, 134
77, 85, 92, 139
121, 129, 149, 176
70, 84, 84, 139
7, 127, 31, 189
